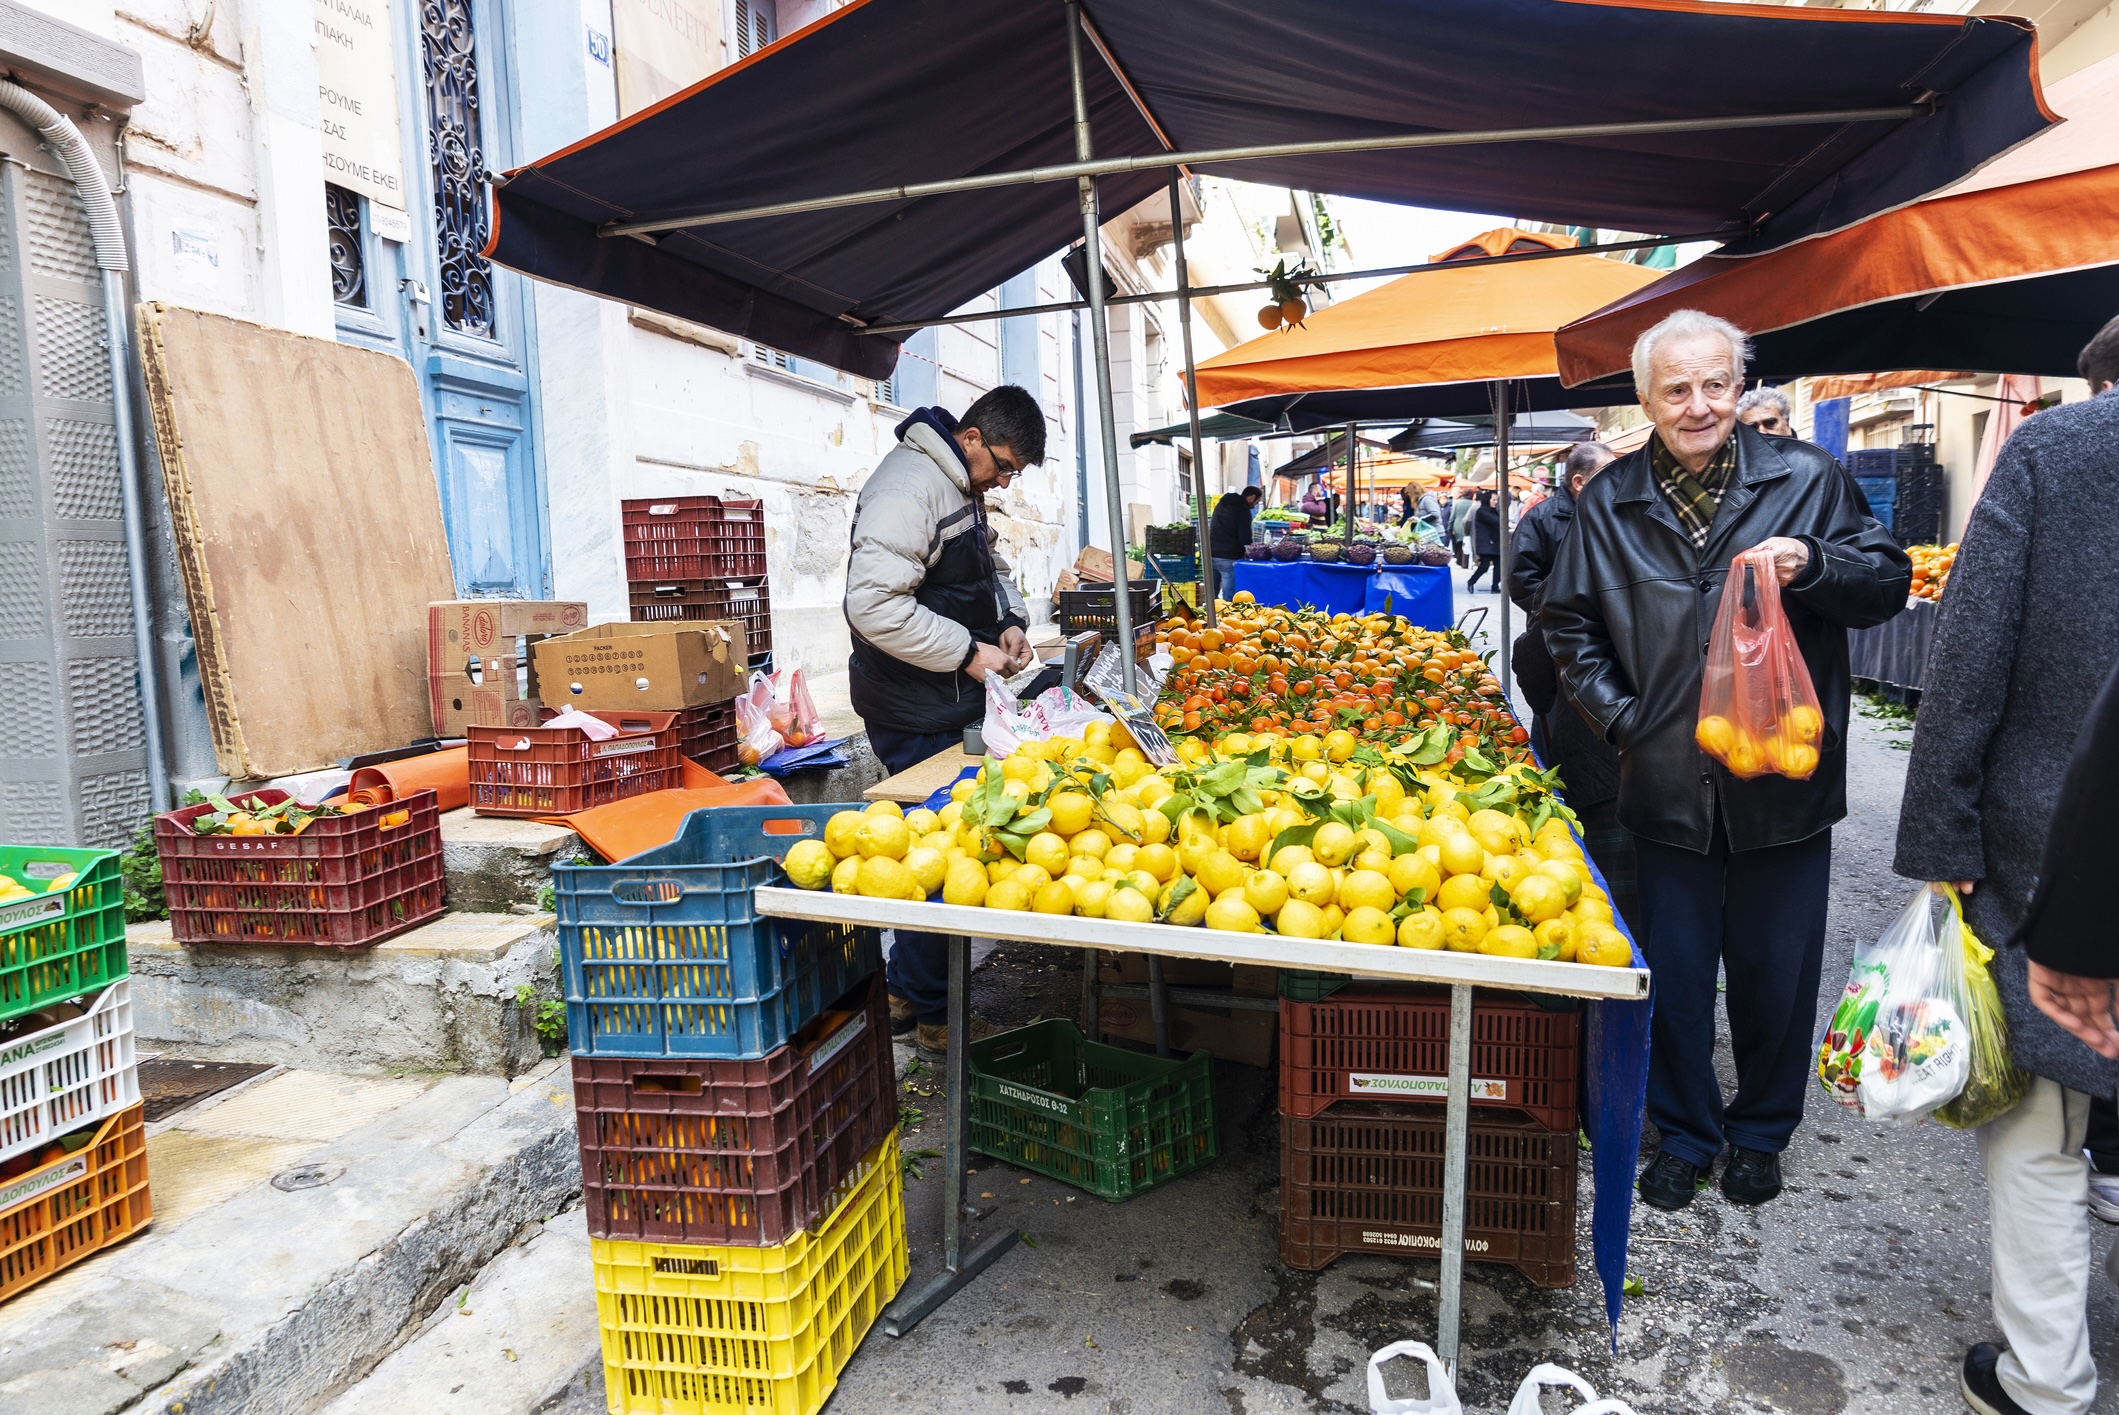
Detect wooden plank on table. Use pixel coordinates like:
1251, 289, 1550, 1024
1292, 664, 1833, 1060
864, 746, 979, 804
139, 304, 456, 778
754, 887, 1651, 1001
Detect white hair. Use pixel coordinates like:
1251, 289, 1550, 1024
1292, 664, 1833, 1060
1631, 309, 1753, 397
1737, 386, 1791, 420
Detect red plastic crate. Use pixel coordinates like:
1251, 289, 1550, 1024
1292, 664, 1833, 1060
156, 789, 445, 948
627, 578, 774, 662
574, 972, 894, 1245
0, 1102, 151, 1304
674, 699, 739, 773
1279, 1103, 1576, 1287
1279, 988, 1579, 1131
621, 496, 765, 581
466, 710, 682, 818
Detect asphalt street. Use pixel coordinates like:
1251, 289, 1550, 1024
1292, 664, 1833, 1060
818, 579, 2119, 1414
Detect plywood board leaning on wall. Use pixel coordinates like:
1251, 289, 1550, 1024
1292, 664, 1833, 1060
138, 304, 457, 778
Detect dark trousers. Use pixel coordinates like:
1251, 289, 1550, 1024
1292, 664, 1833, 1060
1465, 555, 1498, 590
1633, 816, 1833, 1168
2089, 1095, 2119, 1175
866, 724, 962, 1024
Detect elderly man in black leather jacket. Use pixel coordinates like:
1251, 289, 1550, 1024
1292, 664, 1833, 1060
1543, 310, 1908, 1212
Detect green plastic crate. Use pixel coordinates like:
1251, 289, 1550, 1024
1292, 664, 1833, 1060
967, 1020, 1216, 1202
0, 846, 126, 1024
1277, 970, 1351, 1002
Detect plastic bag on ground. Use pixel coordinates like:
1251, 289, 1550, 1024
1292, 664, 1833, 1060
772, 667, 822, 748
1694, 545, 1825, 780
1815, 883, 1972, 1124
1932, 888, 2031, 1130
1506, 1363, 1637, 1414
981, 669, 1114, 759
1367, 1341, 1461, 1415
733, 672, 783, 767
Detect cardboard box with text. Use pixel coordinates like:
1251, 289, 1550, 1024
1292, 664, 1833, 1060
532, 619, 749, 712
427, 600, 587, 737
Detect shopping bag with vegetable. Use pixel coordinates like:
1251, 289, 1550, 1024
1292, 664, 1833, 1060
1695, 545, 1825, 780
1815, 883, 1973, 1124
1932, 888, 2030, 1130
733, 672, 784, 767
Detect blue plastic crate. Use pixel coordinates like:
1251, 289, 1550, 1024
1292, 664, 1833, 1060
553, 803, 882, 1058
1847, 448, 1900, 477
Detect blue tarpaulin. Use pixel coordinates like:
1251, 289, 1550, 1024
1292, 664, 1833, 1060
488, 0, 2048, 379
1365, 566, 1454, 631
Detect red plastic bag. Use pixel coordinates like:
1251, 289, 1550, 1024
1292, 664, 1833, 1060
1694, 545, 1825, 780
772, 668, 822, 748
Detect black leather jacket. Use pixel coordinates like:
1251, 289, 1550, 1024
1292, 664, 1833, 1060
1542, 425, 1910, 853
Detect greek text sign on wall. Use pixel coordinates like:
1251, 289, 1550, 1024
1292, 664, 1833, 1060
611, 0, 720, 116
315, 0, 408, 212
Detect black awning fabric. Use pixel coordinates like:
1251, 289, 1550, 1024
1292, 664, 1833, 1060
1225, 373, 1638, 432
489, 0, 2048, 379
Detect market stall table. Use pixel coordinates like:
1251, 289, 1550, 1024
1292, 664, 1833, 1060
757, 775, 1651, 1364
1233, 560, 1453, 628
1849, 595, 1937, 694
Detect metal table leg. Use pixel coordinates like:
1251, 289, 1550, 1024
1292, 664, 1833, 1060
883, 934, 1020, 1337
1146, 955, 1170, 1057
1436, 983, 1473, 1372
1080, 946, 1100, 1039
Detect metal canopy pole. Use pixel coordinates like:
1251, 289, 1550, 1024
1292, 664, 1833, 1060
1437, 983, 1474, 1372
601, 105, 1929, 241
1492, 380, 1512, 688
1168, 172, 1216, 625
1068, 0, 1137, 695
1343, 423, 1356, 555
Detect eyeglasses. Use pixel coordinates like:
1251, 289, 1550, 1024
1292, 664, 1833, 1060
987, 446, 1021, 479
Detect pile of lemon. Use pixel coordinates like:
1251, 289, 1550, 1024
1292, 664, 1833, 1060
0, 870, 73, 904
779, 724, 1633, 968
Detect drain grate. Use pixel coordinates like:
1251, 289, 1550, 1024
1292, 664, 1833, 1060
140, 1058, 274, 1122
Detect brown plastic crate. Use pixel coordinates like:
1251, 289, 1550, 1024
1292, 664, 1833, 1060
466, 710, 682, 817
156, 789, 445, 948
674, 699, 739, 773
573, 971, 893, 1245
0, 1102, 152, 1304
621, 495, 766, 581
626, 577, 773, 662
1279, 1103, 1576, 1287
1279, 987, 1579, 1131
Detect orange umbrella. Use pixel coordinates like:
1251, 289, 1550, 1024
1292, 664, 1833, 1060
1556, 56, 2119, 386
1191, 229, 1666, 419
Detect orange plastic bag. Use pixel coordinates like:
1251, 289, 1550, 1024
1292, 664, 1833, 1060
1694, 546, 1825, 780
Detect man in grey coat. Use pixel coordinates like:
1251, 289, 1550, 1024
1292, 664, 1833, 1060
1894, 313, 2119, 1415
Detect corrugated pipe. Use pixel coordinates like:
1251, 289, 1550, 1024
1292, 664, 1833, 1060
0, 79, 169, 813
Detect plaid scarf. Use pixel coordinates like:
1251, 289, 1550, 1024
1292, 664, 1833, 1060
1649, 433, 1737, 549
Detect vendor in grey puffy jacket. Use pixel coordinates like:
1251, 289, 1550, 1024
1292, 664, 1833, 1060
846, 384, 1044, 1051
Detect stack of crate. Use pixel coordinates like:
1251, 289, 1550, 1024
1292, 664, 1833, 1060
1275, 976, 1581, 1288
554, 804, 906, 1415
1848, 448, 1901, 535
0, 845, 150, 1304
622, 496, 775, 682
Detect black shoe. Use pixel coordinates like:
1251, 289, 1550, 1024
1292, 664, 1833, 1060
1961, 1343, 2033, 1415
1721, 1147, 1783, 1206
1637, 1147, 1707, 1211
888, 994, 918, 1036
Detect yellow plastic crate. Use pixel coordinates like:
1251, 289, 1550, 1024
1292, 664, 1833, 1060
592, 1130, 908, 1415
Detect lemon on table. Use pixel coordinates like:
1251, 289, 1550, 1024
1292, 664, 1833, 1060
1467, 809, 1520, 856
904, 847, 946, 896
831, 856, 862, 894
1417, 815, 1464, 852
1312, 822, 1357, 867
864, 799, 904, 818
1106, 884, 1156, 923
1071, 828, 1113, 860
1480, 853, 1526, 888
943, 859, 988, 906
1244, 869, 1289, 917
1205, 894, 1261, 932
1436, 873, 1493, 914
1032, 881, 1076, 915
1352, 848, 1394, 876
1276, 898, 1327, 939
1398, 909, 1446, 950
1318, 904, 1345, 937
1159, 877, 1209, 927
987, 879, 1034, 912
1024, 832, 1071, 877
1337, 870, 1396, 914
825, 810, 866, 858
905, 808, 937, 835
1048, 791, 1095, 837
1102, 800, 1147, 843
1194, 849, 1248, 899
936, 801, 964, 830
1578, 921, 1634, 967
1012, 863, 1052, 891
1439, 907, 1489, 952
1068, 854, 1104, 882
855, 856, 914, 899
1483, 924, 1539, 958
1287, 861, 1336, 907
1510, 872, 1569, 925
1534, 858, 1584, 905
949, 779, 975, 804
1342, 905, 1395, 945
1136, 843, 1178, 884
1438, 831, 1486, 878
782, 839, 835, 890
1270, 843, 1316, 875
1073, 880, 1113, 918
1534, 917, 1576, 961
1224, 813, 1274, 862
856, 813, 912, 861
1388, 852, 1440, 903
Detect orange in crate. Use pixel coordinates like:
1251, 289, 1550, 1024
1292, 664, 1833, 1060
0, 1103, 151, 1304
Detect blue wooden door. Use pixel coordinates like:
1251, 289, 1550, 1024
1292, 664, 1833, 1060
330, 0, 548, 598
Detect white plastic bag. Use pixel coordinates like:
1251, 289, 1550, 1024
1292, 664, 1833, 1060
981, 672, 1113, 759
1815, 882, 1970, 1124
1367, 1341, 1461, 1415
733, 672, 784, 767
542, 708, 618, 741
1506, 1363, 1636, 1414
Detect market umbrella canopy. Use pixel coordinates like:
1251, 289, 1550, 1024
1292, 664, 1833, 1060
1129, 411, 1276, 448
1556, 54, 2119, 386
1196, 228, 1664, 427
1388, 411, 1599, 454
487, 0, 2049, 378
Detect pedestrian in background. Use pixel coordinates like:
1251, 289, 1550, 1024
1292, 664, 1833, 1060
1449, 483, 1478, 566
1464, 487, 1501, 591
1543, 309, 1907, 1213
1736, 385, 1794, 436
1893, 313, 2119, 1415
1508, 441, 1634, 923
1208, 485, 1261, 602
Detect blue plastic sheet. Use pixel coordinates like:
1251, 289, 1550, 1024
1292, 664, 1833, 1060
1363, 565, 1454, 631
1234, 561, 1455, 630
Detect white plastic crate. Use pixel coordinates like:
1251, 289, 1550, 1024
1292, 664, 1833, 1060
0, 980, 139, 1165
